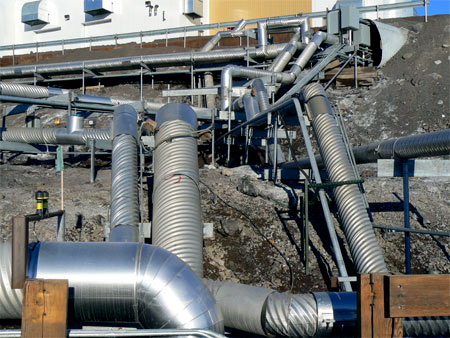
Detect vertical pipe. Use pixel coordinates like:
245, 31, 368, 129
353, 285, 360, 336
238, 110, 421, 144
273, 116, 278, 182
57, 213, 65, 242
403, 160, 411, 274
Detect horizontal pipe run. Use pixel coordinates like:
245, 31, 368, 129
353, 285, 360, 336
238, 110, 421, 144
280, 129, 450, 169
25, 210, 64, 222
0, 44, 290, 79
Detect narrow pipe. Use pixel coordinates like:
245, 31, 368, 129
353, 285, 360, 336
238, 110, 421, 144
402, 160, 411, 274
152, 103, 203, 277
0, 242, 224, 332
302, 83, 388, 273
109, 105, 140, 242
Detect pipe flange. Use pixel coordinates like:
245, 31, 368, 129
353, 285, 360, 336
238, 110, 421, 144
313, 292, 334, 337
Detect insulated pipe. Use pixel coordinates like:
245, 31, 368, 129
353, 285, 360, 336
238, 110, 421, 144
252, 79, 286, 164
152, 103, 203, 277
0, 242, 224, 332
204, 72, 216, 109
201, 19, 247, 52
0, 44, 290, 79
0, 82, 67, 98
267, 29, 302, 72
302, 83, 388, 273
280, 129, 450, 170
242, 94, 260, 121
1, 127, 111, 145
220, 31, 338, 110
109, 105, 139, 242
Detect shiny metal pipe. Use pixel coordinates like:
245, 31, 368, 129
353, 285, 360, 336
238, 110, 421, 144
257, 17, 308, 53
267, 29, 302, 72
110, 105, 139, 242
19, 242, 222, 331
201, 19, 247, 52
303, 83, 388, 273
1, 127, 110, 145
152, 103, 203, 277
242, 93, 260, 121
0, 82, 67, 98
0, 242, 22, 319
0, 44, 289, 79
280, 129, 450, 170
68, 115, 84, 133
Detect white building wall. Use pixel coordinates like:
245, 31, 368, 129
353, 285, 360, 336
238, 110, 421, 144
0, 0, 205, 57
362, 0, 415, 20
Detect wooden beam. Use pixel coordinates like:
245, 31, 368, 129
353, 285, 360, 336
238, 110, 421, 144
22, 279, 69, 338
386, 274, 450, 317
11, 216, 28, 289
357, 274, 373, 338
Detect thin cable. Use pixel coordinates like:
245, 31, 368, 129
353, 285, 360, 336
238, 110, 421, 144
199, 179, 294, 291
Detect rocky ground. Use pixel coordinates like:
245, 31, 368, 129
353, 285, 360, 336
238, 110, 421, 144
0, 15, 449, 298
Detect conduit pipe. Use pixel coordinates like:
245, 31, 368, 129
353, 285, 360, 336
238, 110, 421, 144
109, 105, 140, 242
302, 83, 388, 273
280, 129, 450, 170
220, 31, 338, 110
0, 241, 224, 332
152, 103, 203, 277
201, 19, 247, 52
0, 44, 291, 79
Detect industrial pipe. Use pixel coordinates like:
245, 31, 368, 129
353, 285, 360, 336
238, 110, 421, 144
0, 44, 292, 79
152, 103, 203, 277
302, 83, 388, 273
0, 82, 67, 98
201, 19, 247, 52
0, 241, 224, 332
109, 105, 140, 242
280, 129, 450, 170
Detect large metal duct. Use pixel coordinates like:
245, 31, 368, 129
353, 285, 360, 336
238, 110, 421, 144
242, 93, 260, 121
0, 82, 67, 98
0, 241, 224, 332
0, 44, 291, 79
280, 129, 450, 170
152, 103, 203, 277
201, 19, 247, 52
0, 242, 21, 319
302, 83, 388, 273
267, 29, 302, 72
109, 105, 139, 242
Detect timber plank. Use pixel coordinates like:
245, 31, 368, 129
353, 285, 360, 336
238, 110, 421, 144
371, 274, 400, 338
357, 274, 373, 338
21, 279, 68, 338
386, 274, 450, 317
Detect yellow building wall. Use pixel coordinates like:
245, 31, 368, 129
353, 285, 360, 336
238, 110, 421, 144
209, 0, 312, 30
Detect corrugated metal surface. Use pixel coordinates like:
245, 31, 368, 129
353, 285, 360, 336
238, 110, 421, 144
209, 0, 311, 33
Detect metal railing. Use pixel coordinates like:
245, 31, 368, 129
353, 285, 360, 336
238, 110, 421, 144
0, 1, 427, 56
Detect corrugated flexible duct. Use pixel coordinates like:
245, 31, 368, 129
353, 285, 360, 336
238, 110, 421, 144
0, 82, 67, 98
109, 105, 140, 242
152, 103, 203, 277
0, 241, 224, 332
302, 82, 388, 273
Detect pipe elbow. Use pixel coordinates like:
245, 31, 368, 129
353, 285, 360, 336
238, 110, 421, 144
137, 244, 224, 331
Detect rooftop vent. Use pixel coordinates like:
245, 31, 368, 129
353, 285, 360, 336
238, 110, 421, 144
21, 1, 49, 26
184, 0, 203, 18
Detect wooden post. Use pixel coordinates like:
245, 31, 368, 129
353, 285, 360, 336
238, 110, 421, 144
358, 274, 403, 338
11, 216, 29, 289
22, 279, 68, 338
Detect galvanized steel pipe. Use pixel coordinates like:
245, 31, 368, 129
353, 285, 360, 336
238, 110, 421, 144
109, 105, 140, 242
302, 83, 388, 273
0, 241, 223, 332
201, 19, 247, 52
152, 103, 203, 277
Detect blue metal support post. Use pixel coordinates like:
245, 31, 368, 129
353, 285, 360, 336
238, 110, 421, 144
402, 159, 411, 274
